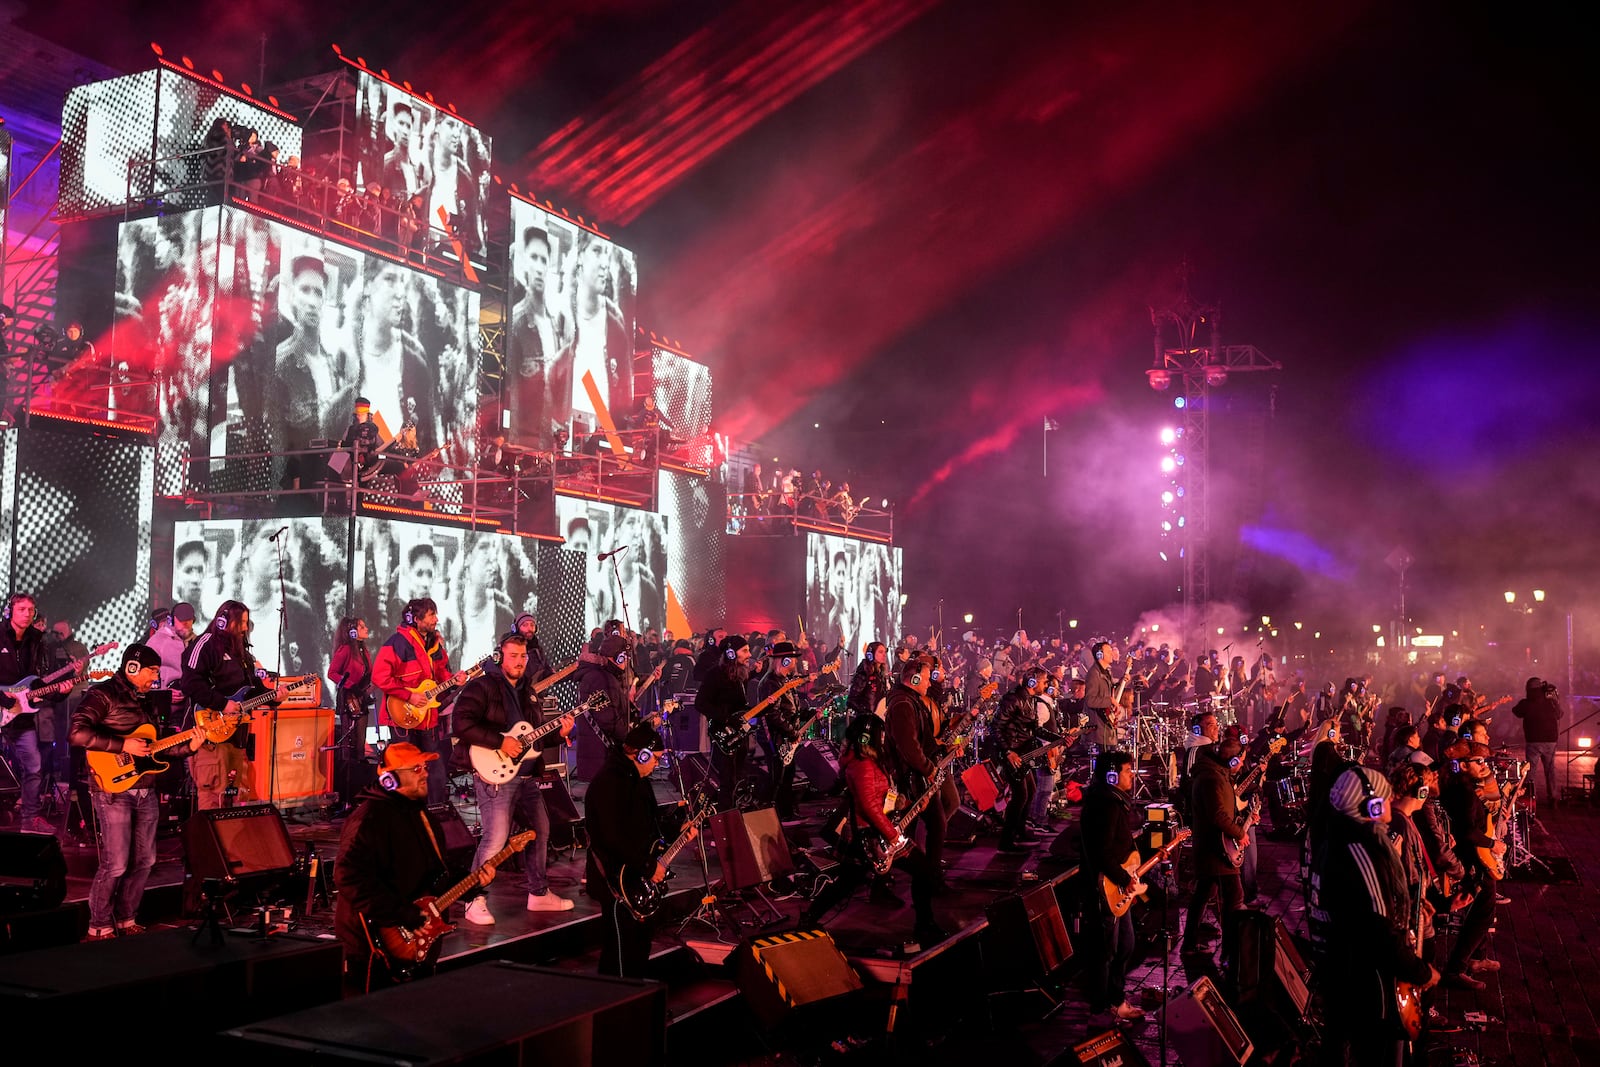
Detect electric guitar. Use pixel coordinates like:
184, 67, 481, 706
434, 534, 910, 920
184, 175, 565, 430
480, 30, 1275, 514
1395, 871, 1427, 1041
708, 662, 838, 755
469, 693, 606, 785
862, 745, 966, 874
387, 653, 496, 729
777, 701, 832, 767
613, 793, 716, 921
365, 830, 536, 971
0, 641, 118, 726
1478, 771, 1525, 880
1013, 728, 1080, 773
1223, 794, 1262, 868
1233, 737, 1288, 811
1103, 829, 1191, 918
531, 660, 578, 695
84, 688, 282, 793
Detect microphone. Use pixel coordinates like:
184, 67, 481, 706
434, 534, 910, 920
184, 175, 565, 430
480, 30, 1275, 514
596, 545, 633, 562
266, 526, 290, 541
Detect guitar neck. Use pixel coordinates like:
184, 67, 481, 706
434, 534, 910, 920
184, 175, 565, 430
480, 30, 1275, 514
898, 752, 960, 831
743, 677, 806, 723
658, 813, 709, 868
531, 661, 578, 695
436, 840, 519, 912
150, 725, 205, 756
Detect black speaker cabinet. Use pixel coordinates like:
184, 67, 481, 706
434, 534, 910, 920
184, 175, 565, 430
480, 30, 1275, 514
0, 830, 68, 912
1165, 975, 1254, 1066
537, 770, 585, 848
1231, 908, 1312, 1020
793, 740, 839, 792
711, 807, 795, 890
184, 803, 295, 882
983, 882, 1072, 984
429, 803, 479, 868
736, 928, 863, 1029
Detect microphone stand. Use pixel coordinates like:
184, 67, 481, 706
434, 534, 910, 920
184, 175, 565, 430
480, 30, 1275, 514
268, 527, 290, 806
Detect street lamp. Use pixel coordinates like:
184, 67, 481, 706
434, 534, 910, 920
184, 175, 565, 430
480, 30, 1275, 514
1504, 591, 1516, 605
1534, 589, 1546, 602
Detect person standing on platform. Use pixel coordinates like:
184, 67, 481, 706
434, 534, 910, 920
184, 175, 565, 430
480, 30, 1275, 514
575, 632, 635, 780
180, 600, 283, 810
991, 667, 1051, 851
1441, 739, 1503, 990
372, 597, 464, 807
756, 641, 804, 822
584, 722, 673, 978
695, 634, 753, 812
147, 603, 197, 717
847, 641, 890, 718
72, 645, 203, 940
1513, 677, 1562, 805
1084, 640, 1121, 754
1078, 749, 1146, 1023
1181, 734, 1250, 963
885, 654, 956, 869
513, 613, 554, 685
329, 616, 374, 807
0, 594, 61, 833
453, 632, 574, 923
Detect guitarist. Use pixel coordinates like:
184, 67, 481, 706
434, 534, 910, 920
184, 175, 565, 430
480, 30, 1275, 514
1084, 641, 1121, 753
0, 593, 60, 834
886, 654, 956, 871
372, 597, 464, 806
990, 667, 1053, 851
584, 723, 671, 978
1311, 766, 1438, 1063
335, 742, 471, 994
756, 641, 804, 822
452, 633, 575, 924
1180, 735, 1250, 963
71, 645, 204, 941
575, 632, 636, 780
179, 600, 284, 810
1440, 739, 1502, 990
694, 634, 753, 812
1079, 750, 1146, 1023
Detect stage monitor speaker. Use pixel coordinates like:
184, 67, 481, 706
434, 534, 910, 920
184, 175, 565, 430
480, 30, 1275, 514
736, 928, 863, 1029
0, 901, 84, 955
537, 771, 584, 848
711, 807, 794, 890
1165, 975, 1253, 1066
0, 831, 68, 913
668, 693, 707, 752
983, 882, 1072, 984
184, 803, 296, 882
1056, 1028, 1153, 1067
1231, 908, 1312, 1019
430, 804, 479, 868
945, 805, 985, 845
962, 761, 1003, 812
249, 706, 333, 802
792, 740, 839, 793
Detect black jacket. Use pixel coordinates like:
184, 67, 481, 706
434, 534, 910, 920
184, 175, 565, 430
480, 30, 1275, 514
992, 686, 1042, 756
1189, 746, 1247, 876
1512, 691, 1561, 743
180, 630, 268, 747
70, 673, 195, 766
575, 660, 630, 780
452, 665, 557, 776
583, 747, 663, 900
661, 651, 696, 697
885, 684, 937, 790
1442, 771, 1496, 872
1079, 781, 1138, 891
694, 663, 749, 724
0, 622, 57, 734
846, 661, 888, 716
757, 669, 803, 745
334, 785, 451, 960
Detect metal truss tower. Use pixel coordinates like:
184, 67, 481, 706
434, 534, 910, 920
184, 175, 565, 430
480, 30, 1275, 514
1147, 271, 1281, 653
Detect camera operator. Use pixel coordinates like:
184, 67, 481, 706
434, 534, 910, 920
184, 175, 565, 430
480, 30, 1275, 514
1513, 677, 1563, 805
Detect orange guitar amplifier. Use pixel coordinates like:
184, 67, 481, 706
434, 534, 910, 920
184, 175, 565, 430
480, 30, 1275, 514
962, 761, 1004, 812
271, 675, 323, 709
249, 706, 334, 803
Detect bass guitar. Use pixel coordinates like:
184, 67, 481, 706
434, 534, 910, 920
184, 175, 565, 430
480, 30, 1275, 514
470, 693, 607, 785
777, 702, 831, 768
1103, 828, 1191, 918
531, 660, 579, 696
1233, 736, 1288, 811
1014, 728, 1080, 773
862, 745, 966, 875
0, 641, 118, 727
613, 793, 716, 921
1223, 794, 1262, 868
387, 653, 496, 729
708, 662, 838, 755
1478, 771, 1525, 880
365, 830, 536, 972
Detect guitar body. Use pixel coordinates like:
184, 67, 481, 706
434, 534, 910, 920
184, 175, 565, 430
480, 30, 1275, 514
709, 717, 752, 756
387, 679, 443, 729
373, 898, 452, 964
1395, 979, 1423, 1040
1104, 850, 1147, 918
195, 706, 244, 743
615, 859, 669, 922
85, 724, 168, 793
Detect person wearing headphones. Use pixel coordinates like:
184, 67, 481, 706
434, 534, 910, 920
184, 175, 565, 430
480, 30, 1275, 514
847, 640, 891, 718
991, 666, 1056, 850
179, 600, 286, 810
372, 597, 465, 806
886, 653, 958, 870
802, 713, 944, 946
584, 722, 677, 977
1309, 765, 1439, 1063
329, 616, 374, 807
1180, 733, 1251, 961
695, 634, 754, 811
757, 641, 805, 822
574, 632, 635, 780
72, 645, 205, 940
335, 741, 482, 993
1440, 739, 1503, 990
0, 593, 64, 833
1084, 640, 1121, 752
1079, 750, 1145, 1023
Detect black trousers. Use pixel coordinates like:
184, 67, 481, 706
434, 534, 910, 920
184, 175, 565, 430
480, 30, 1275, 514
598, 894, 655, 979
805, 842, 936, 929
712, 741, 748, 812
1447, 874, 1497, 973
1183, 869, 1243, 957
1002, 761, 1035, 842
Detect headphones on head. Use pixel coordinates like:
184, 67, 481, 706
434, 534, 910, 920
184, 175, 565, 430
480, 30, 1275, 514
349, 625, 360, 639
635, 746, 656, 765
403, 603, 416, 626
725, 645, 737, 660
615, 650, 630, 667
1106, 769, 1119, 786
1228, 752, 1243, 770
125, 659, 142, 676
1192, 722, 1204, 736
1025, 674, 1038, 689
378, 767, 401, 791
909, 669, 923, 686
216, 614, 229, 630
1093, 643, 1104, 662
930, 666, 943, 683
1, 593, 22, 622
1352, 766, 1387, 821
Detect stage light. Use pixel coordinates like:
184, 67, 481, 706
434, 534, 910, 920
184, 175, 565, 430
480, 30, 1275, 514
1534, 589, 1546, 602
1580, 737, 1593, 750
151, 42, 163, 56
1175, 487, 1185, 498
1174, 453, 1185, 466
1160, 457, 1176, 473
1069, 619, 1078, 629
1161, 521, 1172, 532
1161, 491, 1174, 505
1373, 624, 1382, 633
1176, 516, 1185, 528
1261, 615, 1270, 625
963, 613, 973, 624
1147, 368, 1171, 391
1217, 628, 1224, 635
1314, 632, 1321, 639
899, 594, 908, 606
1206, 367, 1227, 387
1151, 624, 1160, 632
1504, 591, 1516, 604
880, 498, 889, 507
1270, 629, 1278, 637
1376, 636, 1386, 647
1294, 622, 1303, 630
1174, 396, 1186, 409
1159, 551, 1168, 562
1160, 427, 1176, 445
813, 422, 819, 428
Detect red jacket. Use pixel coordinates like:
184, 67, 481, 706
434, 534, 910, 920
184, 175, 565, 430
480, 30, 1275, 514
372, 628, 452, 728
841, 750, 898, 841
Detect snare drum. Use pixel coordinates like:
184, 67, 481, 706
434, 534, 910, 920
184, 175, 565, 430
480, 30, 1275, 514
1274, 775, 1307, 809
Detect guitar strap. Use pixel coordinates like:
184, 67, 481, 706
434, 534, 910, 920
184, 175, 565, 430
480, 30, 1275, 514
417, 810, 447, 868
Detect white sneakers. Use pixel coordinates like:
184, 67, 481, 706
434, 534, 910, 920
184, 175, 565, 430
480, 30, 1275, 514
527, 891, 576, 912
463, 897, 495, 925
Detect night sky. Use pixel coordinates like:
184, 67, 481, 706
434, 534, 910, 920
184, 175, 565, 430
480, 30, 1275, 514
12, 0, 1598, 652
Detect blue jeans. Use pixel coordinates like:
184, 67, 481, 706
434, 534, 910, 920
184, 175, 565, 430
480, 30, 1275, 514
3, 724, 43, 821
1525, 740, 1558, 799
88, 789, 159, 929
471, 774, 552, 897
1029, 767, 1057, 823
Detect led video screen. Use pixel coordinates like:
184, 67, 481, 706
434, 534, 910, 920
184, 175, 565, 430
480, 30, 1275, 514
353, 72, 492, 260
556, 498, 667, 637
505, 198, 639, 451
171, 516, 349, 679
59, 67, 302, 218
113, 206, 481, 495
2, 426, 153, 651
1, 127, 11, 253
659, 469, 724, 637
804, 533, 902, 654
642, 345, 714, 443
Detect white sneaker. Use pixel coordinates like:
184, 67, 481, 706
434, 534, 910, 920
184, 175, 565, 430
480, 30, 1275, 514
527, 891, 576, 912
463, 897, 495, 925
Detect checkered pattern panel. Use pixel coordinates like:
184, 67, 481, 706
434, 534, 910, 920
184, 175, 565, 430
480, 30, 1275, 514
649, 347, 713, 440
658, 469, 724, 631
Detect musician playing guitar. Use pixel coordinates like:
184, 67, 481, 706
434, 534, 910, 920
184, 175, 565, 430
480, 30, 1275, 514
71, 645, 204, 941
373, 597, 465, 807
336, 742, 481, 994
1079, 750, 1148, 1023
991, 666, 1056, 852
1181, 735, 1250, 961
756, 642, 806, 822
1084, 640, 1122, 752
179, 600, 287, 811
694, 634, 754, 812
452, 633, 575, 925
886, 654, 959, 872
1, 593, 73, 833
1440, 739, 1503, 990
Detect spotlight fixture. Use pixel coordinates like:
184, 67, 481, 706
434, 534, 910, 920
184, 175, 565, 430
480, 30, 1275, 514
1146, 368, 1171, 391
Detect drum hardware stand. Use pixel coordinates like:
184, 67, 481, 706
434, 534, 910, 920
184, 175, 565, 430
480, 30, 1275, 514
1508, 786, 1552, 877
672, 745, 735, 938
